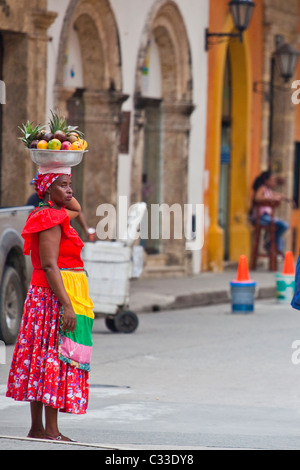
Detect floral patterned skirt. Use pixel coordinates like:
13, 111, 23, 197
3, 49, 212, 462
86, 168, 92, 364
6, 285, 89, 414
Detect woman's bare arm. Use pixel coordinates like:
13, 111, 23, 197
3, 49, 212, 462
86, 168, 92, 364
64, 197, 81, 220
38, 225, 76, 333
254, 186, 283, 203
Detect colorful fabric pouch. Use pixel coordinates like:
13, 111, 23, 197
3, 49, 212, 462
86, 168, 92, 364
58, 270, 94, 371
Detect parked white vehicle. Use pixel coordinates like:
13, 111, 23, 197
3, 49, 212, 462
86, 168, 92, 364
0, 206, 34, 344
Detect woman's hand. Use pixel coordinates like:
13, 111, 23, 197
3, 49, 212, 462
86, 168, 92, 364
61, 304, 77, 334
65, 197, 81, 220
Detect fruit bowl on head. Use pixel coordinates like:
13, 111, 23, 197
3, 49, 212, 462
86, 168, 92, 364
28, 148, 88, 169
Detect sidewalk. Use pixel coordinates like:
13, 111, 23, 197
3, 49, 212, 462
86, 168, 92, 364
129, 269, 279, 313
0, 435, 251, 450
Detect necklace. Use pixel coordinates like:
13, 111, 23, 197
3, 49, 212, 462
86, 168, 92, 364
38, 200, 54, 208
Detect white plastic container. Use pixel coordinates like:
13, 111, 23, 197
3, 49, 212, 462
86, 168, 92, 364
275, 273, 295, 304
82, 241, 131, 315
81, 202, 147, 333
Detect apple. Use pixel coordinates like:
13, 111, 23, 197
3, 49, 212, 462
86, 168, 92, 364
48, 139, 62, 150
61, 140, 73, 151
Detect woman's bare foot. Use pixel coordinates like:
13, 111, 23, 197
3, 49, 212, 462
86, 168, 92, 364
27, 428, 46, 439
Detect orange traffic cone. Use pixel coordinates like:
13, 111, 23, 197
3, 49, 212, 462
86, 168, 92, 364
282, 251, 295, 276
231, 255, 256, 313
234, 255, 252, 282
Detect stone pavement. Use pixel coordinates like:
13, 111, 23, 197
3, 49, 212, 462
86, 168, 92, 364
1, 297, 297, 451
129, 269, 278, 314
0, 266, 289, 451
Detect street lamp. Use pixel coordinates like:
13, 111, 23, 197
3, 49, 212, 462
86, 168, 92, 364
268, 41, 299, 164
229, 0, 256, 33
205, 0, 255, 51
253, 37, 300, 164
274, 43, 300, 83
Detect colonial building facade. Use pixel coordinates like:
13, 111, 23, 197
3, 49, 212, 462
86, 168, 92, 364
46, 0, 209, 277
1, 0, 300, 276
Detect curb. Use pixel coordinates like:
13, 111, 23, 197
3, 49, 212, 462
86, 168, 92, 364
133, 285, 276, 313
0, 435, 257, 450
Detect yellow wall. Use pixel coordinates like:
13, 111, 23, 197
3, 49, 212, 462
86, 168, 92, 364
202, 0, 263, 271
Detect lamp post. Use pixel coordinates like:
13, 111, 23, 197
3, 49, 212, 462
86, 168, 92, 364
268, 40, 299, 164
205, 0, 255, 51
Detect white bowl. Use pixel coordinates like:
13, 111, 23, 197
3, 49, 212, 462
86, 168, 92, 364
28, 149, 87, 168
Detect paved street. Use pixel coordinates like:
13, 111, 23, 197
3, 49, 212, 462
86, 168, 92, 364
1, 299, 300, 450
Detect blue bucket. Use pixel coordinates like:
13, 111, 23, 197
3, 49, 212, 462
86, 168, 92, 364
230, 281, 257, 313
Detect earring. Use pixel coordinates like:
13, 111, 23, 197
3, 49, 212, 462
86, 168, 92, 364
47, 190, 53, 208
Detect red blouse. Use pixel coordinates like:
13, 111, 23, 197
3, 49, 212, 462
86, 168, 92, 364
22, 207, 84, 287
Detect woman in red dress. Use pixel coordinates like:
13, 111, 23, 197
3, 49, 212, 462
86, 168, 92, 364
6, 170, 94, 441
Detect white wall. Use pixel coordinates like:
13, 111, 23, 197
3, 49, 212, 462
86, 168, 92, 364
63, 26, 84, 89
140, 34, 162, 99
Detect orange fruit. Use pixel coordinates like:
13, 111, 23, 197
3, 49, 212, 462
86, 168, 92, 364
37, 140, 48, 150
72, 140, 83, 150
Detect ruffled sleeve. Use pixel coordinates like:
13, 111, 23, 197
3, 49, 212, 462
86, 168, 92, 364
22, 208, 73, 255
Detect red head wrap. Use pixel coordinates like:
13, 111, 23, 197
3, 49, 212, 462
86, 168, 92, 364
32, 173, 63, 200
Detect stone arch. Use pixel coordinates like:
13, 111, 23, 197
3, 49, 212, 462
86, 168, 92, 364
54, 0, 127, 228
132, 0, 194, 271
135, 0, 192, 102
55, 0, 121, 92
73, 14, 105, 90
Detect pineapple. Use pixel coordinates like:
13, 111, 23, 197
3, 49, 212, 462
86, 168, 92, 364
18, 121, 45, 148
49, 110, 84, 142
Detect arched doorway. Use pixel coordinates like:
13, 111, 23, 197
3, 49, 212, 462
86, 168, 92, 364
54, 0, 126, 227
205, 24, 251, 270
132, 1, 194, 271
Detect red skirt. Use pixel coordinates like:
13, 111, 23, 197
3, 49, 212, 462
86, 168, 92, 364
6, 285, 89, 414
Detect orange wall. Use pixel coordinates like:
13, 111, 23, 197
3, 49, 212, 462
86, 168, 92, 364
202, 0, 263, 269
205, 0, 263, 184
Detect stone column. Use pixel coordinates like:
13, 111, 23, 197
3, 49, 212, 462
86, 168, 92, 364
54, 86, 76, 119
1, 9, 57, 206
161, 100, 194, 267
130, 96, 146, 206
82, 90, 129, 226
262, 1, 299, 250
